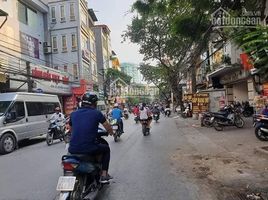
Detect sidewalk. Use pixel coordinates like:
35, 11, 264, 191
171, 116, 268, 200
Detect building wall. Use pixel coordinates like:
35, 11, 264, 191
232, 81, 249, 102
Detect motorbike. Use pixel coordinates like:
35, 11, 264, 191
181, 107, 192, 118
212, 105, 244, 131
201, 108, 228, 127
46, 119, 66, 145
123, 110, 129, 120
134, 115, 139, 124
165, 108, 171, 117
153, 113, 160, 122
253, 114, 268, 141
56, 128, 109, 200
242, 102, 254, 117
140, 120, 150, 136
110, 119, 123, 142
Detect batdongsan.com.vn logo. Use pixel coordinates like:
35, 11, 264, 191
211, 7, 267, 28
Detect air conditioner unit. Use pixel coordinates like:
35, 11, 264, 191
43, 42, 48, 47
51, 18, 56, 23
44, 46, 52, 54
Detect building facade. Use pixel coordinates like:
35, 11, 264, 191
121, 62, 143, 84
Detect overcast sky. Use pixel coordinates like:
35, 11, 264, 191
88, 0, 143, 64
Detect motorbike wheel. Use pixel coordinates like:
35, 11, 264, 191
235, 117, 245, 128
243, 111, 252, 118
70, 176, 84, 200
255, 127, 268, 141
213, 120, 223, 131
46, 133, 54, 146
114, 133, 118, 142
202, 116, 212, 127
142, 124, 147, 136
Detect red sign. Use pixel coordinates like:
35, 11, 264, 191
240, 53, 253, 71
64, 96, 75, 115
32, 67, 69, 84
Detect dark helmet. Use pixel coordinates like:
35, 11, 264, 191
81, 92, 98, 106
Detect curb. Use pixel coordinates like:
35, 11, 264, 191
254, 146, 268, 158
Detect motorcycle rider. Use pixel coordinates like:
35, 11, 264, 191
50, 106, 65, 131
152, 105, 160, 119
262, 105, 268, 116
139, 103, 152, 128
68, 92, 114, 184
111, 103, 124, 133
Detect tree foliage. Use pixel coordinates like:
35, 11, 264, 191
233, 26, 268, 78
106, 68, 132, 84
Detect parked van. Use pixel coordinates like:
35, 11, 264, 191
0, 92, 61, 154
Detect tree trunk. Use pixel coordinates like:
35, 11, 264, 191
191, 66, 197, 93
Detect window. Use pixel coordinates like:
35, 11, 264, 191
52, 36, 58, 53
60, 5, 65, 22
26, 102, 44, 116
71, 34, 77, 51
73, 64, 78, 79
70, 3, 75, 21
64, 65, 68, 72
50, 6, 56, 23
18, 1, 37, 27
61, 35, 67, 52
26, 102, 59, 116
43, 102, 60, 114
6, 102, 25, 122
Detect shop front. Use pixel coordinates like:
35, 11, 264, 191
220, 68, 251, 104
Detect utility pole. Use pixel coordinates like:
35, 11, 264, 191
26, 61, 32, 92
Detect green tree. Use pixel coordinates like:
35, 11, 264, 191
106, 68, 132, 84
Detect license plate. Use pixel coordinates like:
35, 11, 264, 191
56, 176, 76, 191
112, 125, 118, 130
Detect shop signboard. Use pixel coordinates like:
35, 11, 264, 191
184, 93, 209, 114
31, 66, 71, 94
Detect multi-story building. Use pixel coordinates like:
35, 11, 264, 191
0, 0, 101, 114
0, 0, 72, 98
121, 62, 143, 84
92, 24, 112, 95
45, 0, 98, 85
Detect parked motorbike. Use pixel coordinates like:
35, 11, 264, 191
242, 101, 254, 117
182, 107, 192, 118
153, 113, 160, 122
212, 105, 244, 131
140, 120, 150, 136
110, 119, 123, 142
46, 119, 66, 145
56, 128, 109, 200
201, 108, 228, 127
253, 114, 268, 141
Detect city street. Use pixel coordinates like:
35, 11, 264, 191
0, 114, 267, 200
0, 115, 200, 200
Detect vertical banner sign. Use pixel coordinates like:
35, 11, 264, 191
20, 32, 40, 59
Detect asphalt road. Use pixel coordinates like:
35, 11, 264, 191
0, 115, 200, 200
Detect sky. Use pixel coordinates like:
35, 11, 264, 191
88, 0, 143, 64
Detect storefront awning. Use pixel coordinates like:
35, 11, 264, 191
207, 65, 241, 78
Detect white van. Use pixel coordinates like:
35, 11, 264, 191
0, 92, 61, 154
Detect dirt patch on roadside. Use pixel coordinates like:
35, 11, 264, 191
171, 152, 268, 200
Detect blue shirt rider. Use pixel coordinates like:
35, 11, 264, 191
111, 103, 124, 133
68, 92, 114, 184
